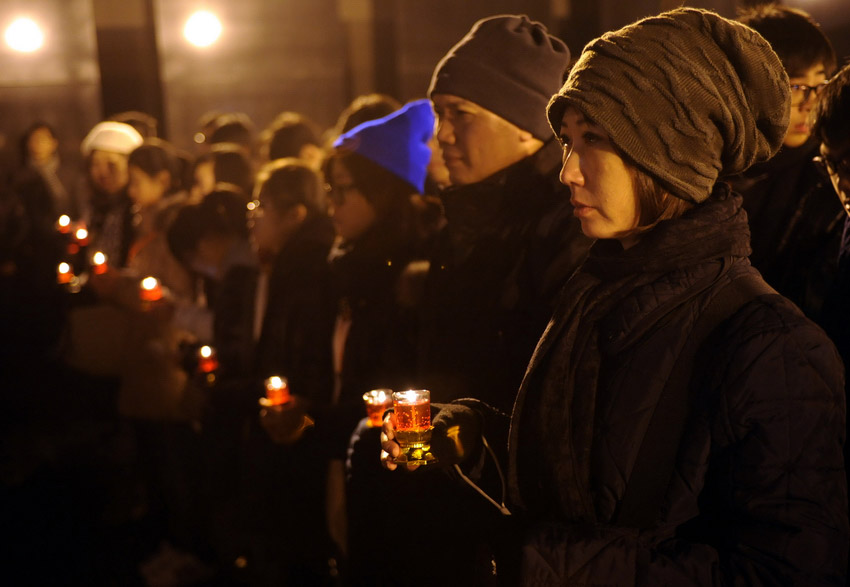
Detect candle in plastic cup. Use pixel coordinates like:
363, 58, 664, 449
264, 376, 291, 405
56, 215, 71, 234
392, 390, 436, 465
363, 389, 393, 427
197, 345, 219, 374
91, 251, 108, 274
57, 262, 73, 284
140, 276, 163, 301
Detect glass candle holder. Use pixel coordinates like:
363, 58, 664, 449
392, 389, 437, 465
363, 389, 393, 427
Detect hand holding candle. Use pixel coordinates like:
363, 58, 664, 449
387, 390, 436, 466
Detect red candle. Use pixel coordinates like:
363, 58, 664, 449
197, 345, 219, 374
264, 376, 291, 406
56, 215, 71, 234
91, 251, 108, 274
140, 276, 163, 301
57, 262, 73, 284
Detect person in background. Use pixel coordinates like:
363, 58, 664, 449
260, 111, 325, 170
330, 93, 401, 138
81, 121, 144, 268
813, 62, 850, 493
188, 143, 255, 202
110, 110, 159, 140
213, 159, 338, 584
14, 121, 84, 223
384, 9, 848, 584
731, 4, 842, 324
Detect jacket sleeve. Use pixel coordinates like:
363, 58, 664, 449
521, 298, 849, 586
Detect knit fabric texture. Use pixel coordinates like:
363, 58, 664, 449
333, 99, 435, 193
547, 8, 790, 203
429, 14, 570, 141
81, 122, 144, 157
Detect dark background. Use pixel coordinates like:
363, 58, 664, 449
1, 0, 848, 169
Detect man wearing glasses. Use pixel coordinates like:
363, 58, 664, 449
814, 65, 850, 490
730, 5, 843, 329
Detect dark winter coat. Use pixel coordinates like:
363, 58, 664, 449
214, 214, 336, 405
419, 140, 592, 414
730, 138, 846, 323
509, 186, 848, 585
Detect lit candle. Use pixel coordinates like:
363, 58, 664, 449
197, 345, 219, 374
56, 215, 71, 234
91, 251, 108, 274
264, 376, 291, 406
140, 276, 163, 301
57, 262, 73, 284
363, 389, 393, 427
74, 226, 89, 246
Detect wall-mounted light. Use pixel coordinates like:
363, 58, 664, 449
184, 10, 221, 48
4, 17, 44, 53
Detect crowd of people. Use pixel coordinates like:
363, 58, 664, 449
1, 3, 849, 586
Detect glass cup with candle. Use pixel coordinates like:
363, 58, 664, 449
392, 389, 437, 465
91, 251, 108, 274
140, 276, 163, 302
57, 262, 73, 284
363, 389, 393, 427
196, 345, 219, 385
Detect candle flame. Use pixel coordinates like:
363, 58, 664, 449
268, 376, 284, 389
58, 262, 70, 273
75, 228, 88, 240
141, 276, 159, 290
92, 251, 106, 265
58, 215, 71, 227
199, 345, 213, 358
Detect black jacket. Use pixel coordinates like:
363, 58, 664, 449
419, 140, 592, 413
509, 187, 848, 585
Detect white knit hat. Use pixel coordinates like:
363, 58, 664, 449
81, 121, 143, 156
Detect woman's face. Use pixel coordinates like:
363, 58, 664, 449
784, 62, 829, 149
89, 150, 129, 196
328, 159, 376, 242
558, 106, 640, 246
27, 127, 58, 164
128, 165, 168, 208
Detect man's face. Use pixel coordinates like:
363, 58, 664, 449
431, 94, 539, 186
820, 140, 850, 217
784, 62, 829, 148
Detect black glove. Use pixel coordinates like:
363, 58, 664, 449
428, 402, 483, 468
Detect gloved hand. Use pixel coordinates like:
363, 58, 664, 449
427, 402, 483, 468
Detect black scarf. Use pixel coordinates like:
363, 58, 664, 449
508, 184, 751, 522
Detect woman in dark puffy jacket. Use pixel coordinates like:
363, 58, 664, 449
382, 8, 848, 585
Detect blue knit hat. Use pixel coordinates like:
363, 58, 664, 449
332, 99, 435, 193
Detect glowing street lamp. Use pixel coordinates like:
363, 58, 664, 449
4, 17, 44, 53
184, 11, 222, 48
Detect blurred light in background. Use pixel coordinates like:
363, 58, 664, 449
183, 10, 221, 47
4, 17, 45, 52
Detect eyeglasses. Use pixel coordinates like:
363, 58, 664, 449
813, 153, 850, 179
246, 199, 265, 219
790, 81, 828, 106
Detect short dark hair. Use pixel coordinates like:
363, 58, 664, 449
261, 112, 321, 161
335, 94, 401, 134
256, 158, 326, 216
814, 63, 850, 148
128, 138, 182, 194
737, 4, 836, 77
166, 187, 248, 263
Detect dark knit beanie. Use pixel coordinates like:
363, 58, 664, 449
429, 14, 570, 141
333, 99, 435, 193
547, 8, 790, 203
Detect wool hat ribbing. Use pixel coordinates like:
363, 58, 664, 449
547, 8, 790, 203
333, 99, 435, 193
429, 15, 570, 141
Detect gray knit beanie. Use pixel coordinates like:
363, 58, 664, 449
547, 8, 790, 203
429, 15, 570, 141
